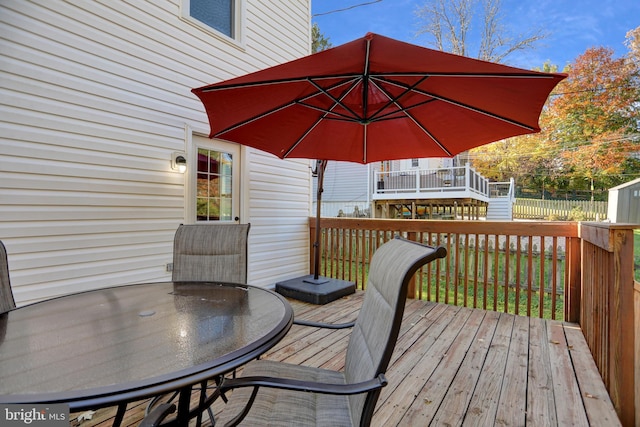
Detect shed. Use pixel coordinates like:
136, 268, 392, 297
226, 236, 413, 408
607, 177, 640, 224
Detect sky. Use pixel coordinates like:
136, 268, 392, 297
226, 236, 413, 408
311, 0, 640, 70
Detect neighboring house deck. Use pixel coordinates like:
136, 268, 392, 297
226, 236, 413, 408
71, 293, 621, 426
373, 165, 513, 220
316, 163, 515, 220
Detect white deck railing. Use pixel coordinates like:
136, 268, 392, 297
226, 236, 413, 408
372, 164, 491, 200
488, 178, 515, 199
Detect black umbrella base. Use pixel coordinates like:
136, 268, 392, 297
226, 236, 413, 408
275, 275, 356, 305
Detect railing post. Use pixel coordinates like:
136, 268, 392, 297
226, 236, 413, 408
465, 163, 470, 191
579, 222, 636, 426
610, 226, 636, 427
407, 231, 417, 299
564, 236, 581, 322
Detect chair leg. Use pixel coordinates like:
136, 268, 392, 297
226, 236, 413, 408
113, 403, 127, 427
144, 375, 227, 426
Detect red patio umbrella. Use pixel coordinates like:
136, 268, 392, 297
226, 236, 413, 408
192, 33, 565, 297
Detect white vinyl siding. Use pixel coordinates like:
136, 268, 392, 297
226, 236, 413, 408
0, 0, 311, 305
245, 150, 311, 285
312, 161, 371, 217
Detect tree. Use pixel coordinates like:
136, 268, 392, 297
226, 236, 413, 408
625, 26, 640, 64
311, 23, 332, 53
547, 46, 639, 195
472, 28, 640, 200
414, 0, 546, 62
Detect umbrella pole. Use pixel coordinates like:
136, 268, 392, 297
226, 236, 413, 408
275, 158, 355, 303
312, 160, 328, 282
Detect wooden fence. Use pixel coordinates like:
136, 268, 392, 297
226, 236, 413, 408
514, 198, 608, 221
309, 218, 637, 425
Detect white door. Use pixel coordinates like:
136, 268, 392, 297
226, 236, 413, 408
190, 135, 240, 223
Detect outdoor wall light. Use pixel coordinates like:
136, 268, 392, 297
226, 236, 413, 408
171, 152, 187, 173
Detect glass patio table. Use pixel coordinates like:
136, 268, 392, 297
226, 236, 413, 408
0, 281, 293, 426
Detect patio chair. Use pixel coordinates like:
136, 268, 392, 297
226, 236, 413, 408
142, 237, 447, 427
0, 240, 16, 314
145, 223, 250, 421
172, 223, 250, 283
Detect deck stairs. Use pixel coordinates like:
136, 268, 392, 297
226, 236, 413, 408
486, 197, 513, 220
486, 178, 515, 220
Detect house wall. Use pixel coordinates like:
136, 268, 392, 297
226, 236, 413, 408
397, 158, 443, 170
0, 0, 312, 305
312, 161, 370, 217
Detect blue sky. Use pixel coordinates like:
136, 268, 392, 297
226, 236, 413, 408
311, 0, 639, 70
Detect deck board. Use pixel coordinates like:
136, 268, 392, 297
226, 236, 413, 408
493, 314, 529, 426
527, 316, 557, 426
71, 292, 621, 426
463, 312, 513, 426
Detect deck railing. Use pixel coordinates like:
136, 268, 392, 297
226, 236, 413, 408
373, 164, 489, 198
578, 223, 637, 427
309, 217, 637, 426
488, 178, 514, 199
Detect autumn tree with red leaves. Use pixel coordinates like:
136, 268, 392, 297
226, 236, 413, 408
549, 45, 639, 194
472, 27, 640, 200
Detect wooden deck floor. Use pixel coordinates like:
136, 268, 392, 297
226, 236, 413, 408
72, 292, 621, 426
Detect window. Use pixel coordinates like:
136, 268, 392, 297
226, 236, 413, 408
189, 136, 240, 223
411, 159, 419, 168
196, 147, 234, 221
186, 0, 236, 39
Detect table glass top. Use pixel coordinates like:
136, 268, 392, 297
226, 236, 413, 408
0, 282, 290, 403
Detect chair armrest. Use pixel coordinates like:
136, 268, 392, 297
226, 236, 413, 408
139, 403, 176, 427
293, 318, 355, 329
220, 373, 387, 396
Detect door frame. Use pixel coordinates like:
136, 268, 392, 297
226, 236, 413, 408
185, 130, 242, 224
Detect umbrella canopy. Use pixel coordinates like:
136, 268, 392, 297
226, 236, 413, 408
192, 32, 565, 164
191, 32, 565, 287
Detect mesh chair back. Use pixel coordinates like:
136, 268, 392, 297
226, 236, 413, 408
344, 237, 446, 426
171, 223, 250, 283
0, 240, 16, 313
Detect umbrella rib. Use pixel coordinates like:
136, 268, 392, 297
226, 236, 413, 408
370, 99, 439, 122
305, 77, 364, 121
213, 101, 293, 138
294, 102, 361, 122
365, 78, 452, 156
199, 74, 363, 92
361, 37, 372, 162
282, 80, 362, 158
372, 75, 538, 131
198, 71, 557, 93
371, 71, 559, 79
404, 111, 453, 157
213, 77, 361, 137
282, 117, 324, 159
362, 36, 371, 122
365, 75, 431, 122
